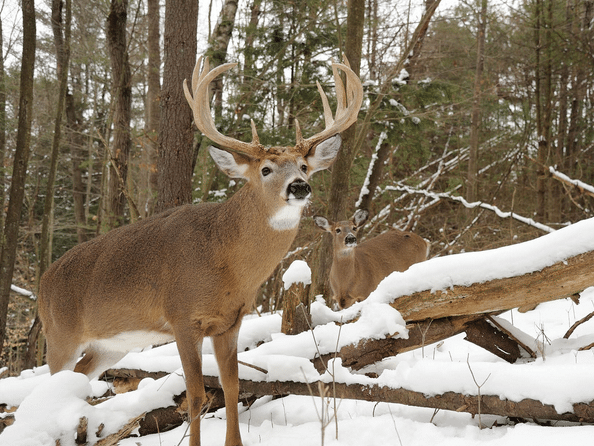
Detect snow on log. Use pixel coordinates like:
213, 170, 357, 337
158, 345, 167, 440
391, 249, 594, 322
201, 375, 594, 424
352, 217, 594, 322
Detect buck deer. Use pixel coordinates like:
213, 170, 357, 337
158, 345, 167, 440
38, 56, 363, 446
315, 209, 429, 309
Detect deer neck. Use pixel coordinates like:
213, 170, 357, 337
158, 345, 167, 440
220, 185, 302, 284
333, 246, 356, 272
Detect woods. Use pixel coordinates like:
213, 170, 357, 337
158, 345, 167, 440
0, 0, 593, 392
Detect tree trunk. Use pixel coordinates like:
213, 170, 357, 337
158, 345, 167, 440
209, 0, 239, 119
66, 92, 89, 244
0, 0, 36, 354
106, 0, 132, 228
406, 0, 437, 81
145, 0, 160, 216
466, 0, 486, 207
38, 0, 71, 280
0, 18, 6, 237
156, 0, 198, 213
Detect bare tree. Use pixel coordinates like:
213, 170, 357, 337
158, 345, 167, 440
145, 0, 160, 215
106, 0, 132, 228
466, 0, 487, 206
0, 0, 36, 355
156, 0, 198, 212
38, 0, 72, 280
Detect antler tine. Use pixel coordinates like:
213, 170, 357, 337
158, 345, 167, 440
183, 56, 263, 155
298, 58, 363, 154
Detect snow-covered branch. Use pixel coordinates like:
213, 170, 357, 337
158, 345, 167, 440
390, 185, 555, 233
549, 166, 594, 199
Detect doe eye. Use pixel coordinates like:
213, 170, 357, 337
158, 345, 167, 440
335, 228, 341, 234
301, 164, 308, 173
261, 167, 272, 177
352, 227, 357, 231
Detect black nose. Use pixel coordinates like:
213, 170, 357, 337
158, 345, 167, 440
288, 180, 311, 200
345, 234, 357, 246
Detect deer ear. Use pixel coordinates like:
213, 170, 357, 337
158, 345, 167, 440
313, 215, 332, 232
209, 146, 251, 180
352, 209, 369, 227
306, 134, 341, 174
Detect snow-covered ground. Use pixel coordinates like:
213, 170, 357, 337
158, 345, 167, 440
2, 218, 594, 446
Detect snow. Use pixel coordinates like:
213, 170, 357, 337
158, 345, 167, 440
2, 218, 594, 446
282, 260, 312, 290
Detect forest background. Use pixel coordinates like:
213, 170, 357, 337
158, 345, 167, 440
0, 0, 593, 376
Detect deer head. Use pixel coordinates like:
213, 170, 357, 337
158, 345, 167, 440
39, 55, 363, 446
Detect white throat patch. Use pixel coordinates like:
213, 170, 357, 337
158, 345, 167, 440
269, 204, 304, 231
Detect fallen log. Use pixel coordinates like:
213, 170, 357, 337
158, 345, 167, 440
314, 315, 483, 372
202, 375, 594, 424
391, 250, 594, 322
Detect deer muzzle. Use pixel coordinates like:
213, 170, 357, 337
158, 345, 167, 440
344, 234, 357, 247
287, 180, 312, 201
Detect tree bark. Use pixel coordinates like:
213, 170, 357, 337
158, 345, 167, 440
106, 0, 132, 228
0, 18, 6, 237
38, 0, 71, 280
390, 249, 594, 323
156, 0, 198, 213
66, 91, 89, 244
0, 0, 36, 354
466, 0, 486, 207
145, 0, 161, 216
202, 375, 594, 424
208, 0, 239, 119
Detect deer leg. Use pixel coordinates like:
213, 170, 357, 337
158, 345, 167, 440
212, 321, 243, 446
176, 332, 205, 446
73, 346, 127, 380
45, 331, 82, 374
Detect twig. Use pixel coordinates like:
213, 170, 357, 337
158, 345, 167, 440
466, 355, 491, 430
238, 360, 268, 375
564, 310, 594, 339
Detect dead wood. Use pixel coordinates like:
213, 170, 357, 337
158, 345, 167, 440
564, 310, 594, 339
314, 315, 483, 372
391, 250, 594, 322
75, 417, 88, 445
94, 413, 144, 446
282, 283, 311, 335
463, 318, 534, 363
202, 375, 594, 424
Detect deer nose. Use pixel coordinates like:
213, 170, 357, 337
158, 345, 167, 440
345, 234, 357, 247
287, 180, 311, 200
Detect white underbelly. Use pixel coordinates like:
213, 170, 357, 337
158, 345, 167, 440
92, 330, 175, 352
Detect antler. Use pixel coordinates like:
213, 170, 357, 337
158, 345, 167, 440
295, 57, 364, 154
183, 55, 363, 155
183, 56, 264, 155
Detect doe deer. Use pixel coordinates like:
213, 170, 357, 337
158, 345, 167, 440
315, 209, 429, 309
38, 56, 363, 446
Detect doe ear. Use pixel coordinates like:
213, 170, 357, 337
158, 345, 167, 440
306, 134, 341, 174
352, 209, 369, 227
313, 215, 332, 232
209, 146, 251, 180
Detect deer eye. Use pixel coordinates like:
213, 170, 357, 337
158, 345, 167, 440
335, 228, 341, 234
301, 164, 308, 173
261, 167, 272, 177
352, 227, 357, 231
